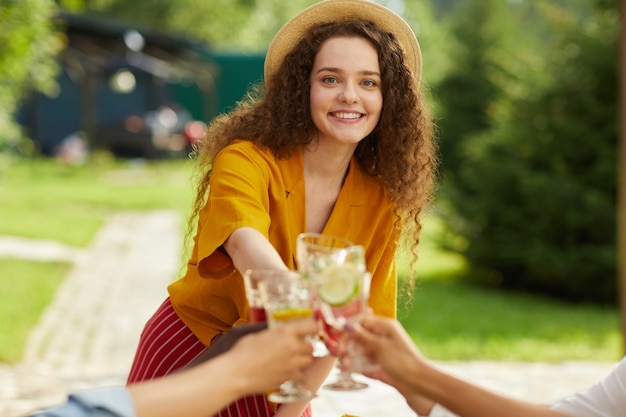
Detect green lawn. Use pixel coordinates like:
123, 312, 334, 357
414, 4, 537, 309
0, 157, 193, 245
401, 279, 620, 361
0, 157, 194, 362
0, 156, 621, 363
398, 216, 621, 362
0, 259, 69, 362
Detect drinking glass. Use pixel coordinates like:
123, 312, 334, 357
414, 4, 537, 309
296, 232, 371, 390
257, 269, 316, 403
296, 233, 357, 357
318, 265, 375, 391
296, 233, 356, 274
242, 269, 269, 323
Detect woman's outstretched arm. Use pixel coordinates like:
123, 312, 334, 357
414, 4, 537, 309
348, 316, 577, 417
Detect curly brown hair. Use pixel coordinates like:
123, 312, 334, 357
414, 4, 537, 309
189, 20, 437, 291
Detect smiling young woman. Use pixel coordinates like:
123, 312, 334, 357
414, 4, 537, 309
125, 2, 438, 417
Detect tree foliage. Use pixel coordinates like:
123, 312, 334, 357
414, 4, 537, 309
437, 1, 619, 304
432, 0, 509, 176
76, 0, 319, 51
0, 0, 64, 153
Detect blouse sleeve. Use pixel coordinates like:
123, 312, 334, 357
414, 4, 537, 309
550, 357, 626, 417
196, 144, 272, 277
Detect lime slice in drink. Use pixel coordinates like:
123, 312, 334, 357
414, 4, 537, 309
317, 263, 360, 306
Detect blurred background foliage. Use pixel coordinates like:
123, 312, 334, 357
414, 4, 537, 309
0, 0, 65, 154
433, 0, 619, 304
0, 0, 620, 305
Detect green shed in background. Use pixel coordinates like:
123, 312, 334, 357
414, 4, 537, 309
169, 52, 264, 124
205, 52, 265, 118
18, 13, 267, 158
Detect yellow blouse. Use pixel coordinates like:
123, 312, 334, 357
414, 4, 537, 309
168, 140, 401, 345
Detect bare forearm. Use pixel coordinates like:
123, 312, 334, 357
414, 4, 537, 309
405, 363, 574, 417
224, 227, 288, 272
128, 360, 245, 417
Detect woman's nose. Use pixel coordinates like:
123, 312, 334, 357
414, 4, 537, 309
339, 84, 359, 104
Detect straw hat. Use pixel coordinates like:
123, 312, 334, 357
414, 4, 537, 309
264, 0, 422, 87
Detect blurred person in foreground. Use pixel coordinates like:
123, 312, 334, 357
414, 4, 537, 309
347, 315, 625, 417
31, 322, 314, 417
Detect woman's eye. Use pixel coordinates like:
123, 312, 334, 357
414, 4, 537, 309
362, 80, 377, 88
323, 76, 338, 84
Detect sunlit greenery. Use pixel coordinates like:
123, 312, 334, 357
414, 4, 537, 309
398, 216, 621, 362
1, 0, 620, 363
2, 160, 619, 363
0, 0, 64, 153
0, 156, 193, 245
401, 278, 620, 361
0, 259, 69, 362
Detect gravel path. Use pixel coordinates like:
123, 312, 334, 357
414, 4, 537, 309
1, 211, 178, 417
0, 211, 616, 417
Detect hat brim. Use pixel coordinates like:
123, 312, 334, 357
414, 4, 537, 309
264, 0, 422, 87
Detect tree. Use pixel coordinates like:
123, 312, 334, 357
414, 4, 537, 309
439, 1, 619, 304
0, 0, 64, 154
75, 0, 319, 51
433, 0, 543, 179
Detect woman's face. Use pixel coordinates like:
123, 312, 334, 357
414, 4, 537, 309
309, 36, 382, 148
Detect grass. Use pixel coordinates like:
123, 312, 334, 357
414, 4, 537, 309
0, 156, 194, 246
0, 259, 69, 362
398, 217, 622, 362
0, 156, 195, 363
401, 279, 620, 361
0, 156, 622, 363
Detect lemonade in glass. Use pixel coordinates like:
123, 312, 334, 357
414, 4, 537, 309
257, 270, 315, 403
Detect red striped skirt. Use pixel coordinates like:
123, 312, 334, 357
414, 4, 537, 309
127, 298, 312, 417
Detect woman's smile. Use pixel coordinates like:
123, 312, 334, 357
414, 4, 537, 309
331, 112, 364, 120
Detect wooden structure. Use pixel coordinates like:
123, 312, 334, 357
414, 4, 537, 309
19, 13, 217, 157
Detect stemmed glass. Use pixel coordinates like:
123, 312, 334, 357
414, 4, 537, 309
255, 269, 316, 403
296, 233, 371, 391
317, 267, 377, 390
